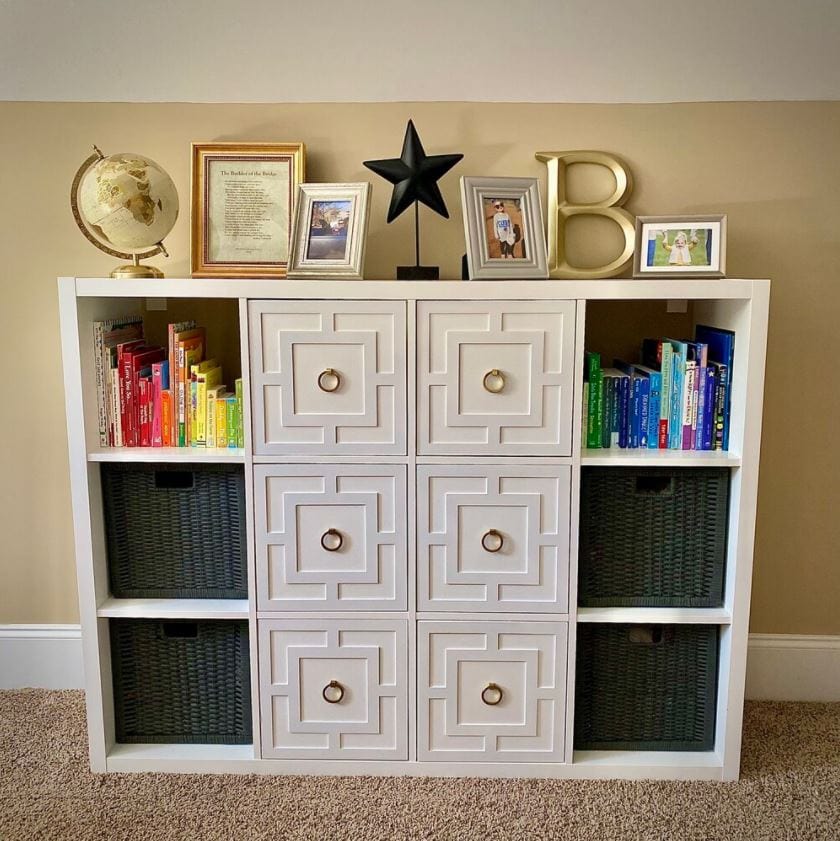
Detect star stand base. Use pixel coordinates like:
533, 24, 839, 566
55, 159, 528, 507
397, 265, 439, 280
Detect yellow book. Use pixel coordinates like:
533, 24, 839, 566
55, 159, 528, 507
215, 392, 232, 448
194, 365, 222, 446
205, 384, 226, 449
189, 359, 217, 446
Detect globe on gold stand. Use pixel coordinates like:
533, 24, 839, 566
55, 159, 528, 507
70, 145, 179, 279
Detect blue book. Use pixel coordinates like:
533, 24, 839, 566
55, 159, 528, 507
695, 325, 735, 450
664, 340, 687, 450
613, 360, 645, 448
634, 365, 661, 449
604, 368, 631, 448
698, 366, 716, 450
709, 361, 729, 450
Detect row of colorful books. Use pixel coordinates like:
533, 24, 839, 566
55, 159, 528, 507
93, 316, 243, 449
583, 325, 735, 451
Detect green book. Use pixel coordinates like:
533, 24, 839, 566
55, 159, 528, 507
225, 395, 238, 450
234, 378, 244, 449
585, 351, 602, 449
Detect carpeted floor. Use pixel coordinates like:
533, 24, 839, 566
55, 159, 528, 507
0, 691, 838, 840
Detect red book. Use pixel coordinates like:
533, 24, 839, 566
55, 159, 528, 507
116, 340, 145, 447
122, 347, 164, 447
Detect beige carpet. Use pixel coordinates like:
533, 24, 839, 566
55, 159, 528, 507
0, 691, 838, 840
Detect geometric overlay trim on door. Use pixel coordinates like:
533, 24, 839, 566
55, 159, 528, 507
417, 301, 576, 455
417, 465, 571, 612
259, 619, 408, 760
249, 300, 407, 455
418, 622, 568, 762
255, 465, 407, 611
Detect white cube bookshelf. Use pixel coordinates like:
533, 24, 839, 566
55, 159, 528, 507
59, 276, 769, 780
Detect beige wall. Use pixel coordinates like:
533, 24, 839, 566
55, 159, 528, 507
1, 101, 838, 632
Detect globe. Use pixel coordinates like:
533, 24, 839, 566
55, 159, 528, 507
71, 146, 179, 278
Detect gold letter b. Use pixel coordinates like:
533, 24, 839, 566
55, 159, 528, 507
535, 151, 635, 279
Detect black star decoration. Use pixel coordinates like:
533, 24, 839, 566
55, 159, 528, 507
364, 120, 463, 223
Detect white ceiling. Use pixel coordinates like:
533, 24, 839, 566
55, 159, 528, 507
2, 0, 839, 103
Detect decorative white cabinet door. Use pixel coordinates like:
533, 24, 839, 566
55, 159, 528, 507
254, 465, 407, 611
259, 619, 408, 760
417, 465, 571, 613
417, 622, 567, 762
417, 301, 576, 455
249, 300, 407, 455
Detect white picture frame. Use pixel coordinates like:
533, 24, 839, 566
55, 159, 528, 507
287, 182, 370, 279
460, 176, 549, 280
634, 214, 728, 278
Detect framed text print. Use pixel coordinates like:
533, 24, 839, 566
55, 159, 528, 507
191, 142, 305, 278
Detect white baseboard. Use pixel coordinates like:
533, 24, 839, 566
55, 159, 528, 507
0, 625, 84, 689
1, 626, 838, 701
744, 633, 840, 702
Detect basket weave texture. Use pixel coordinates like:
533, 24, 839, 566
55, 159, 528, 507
111, 619, 252, 744
102, 463, 247, 599
575, 623, 718, 751
579, 467, 729, 607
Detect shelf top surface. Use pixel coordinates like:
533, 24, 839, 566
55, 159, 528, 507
63, 276, 770, 301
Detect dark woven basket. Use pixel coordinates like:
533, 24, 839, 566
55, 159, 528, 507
579, 467, 729, 607
111, 619, 252, 744
101, 463, 247, 599
575, 623, 718, 751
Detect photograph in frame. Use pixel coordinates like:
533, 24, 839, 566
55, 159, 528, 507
461, 176, 548, 279
287, 183, 370, 279
634, 214, 727, 278
191, 142, 305, 278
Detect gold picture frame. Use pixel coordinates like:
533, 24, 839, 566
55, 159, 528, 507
191, 142, 305, 278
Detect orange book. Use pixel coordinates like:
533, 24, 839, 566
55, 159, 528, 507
161, 390, 172, 447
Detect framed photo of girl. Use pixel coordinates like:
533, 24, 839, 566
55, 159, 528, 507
460, 176, 549, 279
634, 214, 727, 278
287, 183, 371, 279
191, 142, 305, 278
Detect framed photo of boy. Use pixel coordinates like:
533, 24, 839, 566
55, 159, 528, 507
634, 214, 727, 278
287, 183, 371, 279
460, 176, 549, 279
191, 142, 305, 278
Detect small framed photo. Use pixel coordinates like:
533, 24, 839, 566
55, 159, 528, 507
191, 142, 305, 278
634, 214, 727, 278
287, 183, 371, 279
461, 176, 549, 279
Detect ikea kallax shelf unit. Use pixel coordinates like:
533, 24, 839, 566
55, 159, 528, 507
59, 276, 769, 781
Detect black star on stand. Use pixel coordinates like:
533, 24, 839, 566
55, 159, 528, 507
364, 120, 463, 223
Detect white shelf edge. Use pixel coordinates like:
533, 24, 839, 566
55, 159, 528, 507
580, 449, 741, 467
108, 743, 254, 762
71, 276, 767, 301
96, 598, 249, 619
573, 749, 723, 768
87, 447, 246, 463
577, 607, 732, 624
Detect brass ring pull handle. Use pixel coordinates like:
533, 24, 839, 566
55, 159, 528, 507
321, 529, 344, 552
318, 368, 341, 392
322, 680, 345, 704
483, 369, 506, 394
481, 682, 503, 706
481, 529, 504, 553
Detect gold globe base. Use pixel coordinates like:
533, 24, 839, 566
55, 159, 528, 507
110, 262, 164, 279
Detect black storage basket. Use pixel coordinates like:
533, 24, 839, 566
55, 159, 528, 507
575, 623, 718, 751
111, 619, 252, 744
579, 467, 729, 607
102, 463, 247, 599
